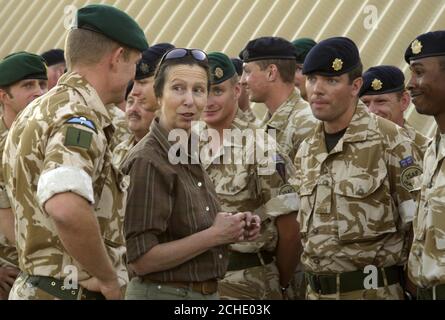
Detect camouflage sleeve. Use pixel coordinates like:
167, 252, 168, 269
36, 112, 104, 208
257, 150, 299, 218
387, 140, 423, 227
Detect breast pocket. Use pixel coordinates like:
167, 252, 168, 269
333, 172, 396, 242
297, 180, 317, 235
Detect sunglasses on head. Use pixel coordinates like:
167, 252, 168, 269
155, 48, 208, 77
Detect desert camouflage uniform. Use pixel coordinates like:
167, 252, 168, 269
404, 121, 431, 158
0, 117, 18, 268
3, 72, 129, 299
295, 102, 422, 300
260, 89, 317, 161
408, 130, 445, 295
113, 135, 136, 170
108, 104, 132, 152
198, 110, 299, 300
239, 107, 262, 127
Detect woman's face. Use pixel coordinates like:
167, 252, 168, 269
159, 64, 208, 131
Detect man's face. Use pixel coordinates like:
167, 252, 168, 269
306, 73, 361, 124
0, 79, 48, 114
132, 76, 158, 111
202, 78, 240, 127
294, 63, 308, 100
407, 56, 445, 117
125, 92, 156, 141
241, 62, 269, 103
361, 92, 407, 124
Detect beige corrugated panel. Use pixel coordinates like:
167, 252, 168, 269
1, 0, 444, 136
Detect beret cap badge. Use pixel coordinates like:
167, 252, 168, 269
140, 63, 150, 74
214, 67, 224, 79
332, 58, 343, 71
371, 78, 383, 91
411, 39, 423, 55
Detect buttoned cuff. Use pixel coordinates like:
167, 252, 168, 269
264, 193, 300, 217
37, 166, 95, 208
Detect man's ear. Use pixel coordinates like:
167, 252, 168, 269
233, 81, 241, 101
351, 76, 363, 97
267, 64, 278, 81
400, 90, 411, 112
109, 47, 125, 71
0, 88, 9, 104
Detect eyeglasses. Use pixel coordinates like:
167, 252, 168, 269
155, 48, 208, 77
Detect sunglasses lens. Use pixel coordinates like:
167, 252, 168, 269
191, 49, 207, 62
164, 48, 188, 60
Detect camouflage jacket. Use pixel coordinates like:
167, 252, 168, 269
404, 121, 431, 159
2, 72, 129, 285
199, 110, 299, 253
409, 130, 445, 288
0, 116, 18, 268
108, 104, 132, 152
113, 135, 136, 170
295, 102, 422, 273
260, 89, 318, 161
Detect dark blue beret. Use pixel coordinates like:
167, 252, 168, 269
405, 30, 445, 63
125, 81, 134, 100
231, 58, 243, 76
303, 36, 361, 76
359, 65, 405, 97
41, 49, 65, 66
239, 37, 297, 62
135, 43, 175, 80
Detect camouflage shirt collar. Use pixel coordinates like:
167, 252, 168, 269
309, 101, 369, 145
0, 116, 8, 138
59, 72, 112, 129
262, 89, 301, 130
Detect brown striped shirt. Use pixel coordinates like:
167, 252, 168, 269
122, 118, 227, 282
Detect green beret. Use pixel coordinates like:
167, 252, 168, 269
292, 38, 317, 64
0, 51, 47, 87
208, 52, 236, 85
77, 4, 149, 52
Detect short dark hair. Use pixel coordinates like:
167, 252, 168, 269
0, 86, 13, 98
255, 59, 296, 84
346, 62, 363, 84
154, 55, 210, 98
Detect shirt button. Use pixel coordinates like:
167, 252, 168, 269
428, 182, 433, 188
197, 182, 202, 187
205, 206, 210, 212
312, 228, 318, 235
218, 254, 223, 259
313, 258, 320, 264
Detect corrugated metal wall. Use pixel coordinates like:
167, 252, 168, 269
1, 0, 444, 136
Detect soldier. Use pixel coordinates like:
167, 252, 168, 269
405, 30, 445, 300
199, 52, 300, 299
113, 43, 174, 169
230, 57, 260, 126
41, 49, 66, 90
2, 4, 148, 300
296, 37, 422, 300
360, 65, 430, 157
239, 36, 317, 161
291, 38, 317, 101
0, 51, 48, 299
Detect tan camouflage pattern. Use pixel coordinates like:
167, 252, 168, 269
9, 273, 60, 300
112, 135, 136, 170
238, 107, 262, 127
306, 282, 404, 300
219, 262, 282, 300
409, 131, 445, 288
404, 121, 431, 158
2, 72, 129, 292
260, 89, 318, 160
199, 109, 298, 299
295, 102, 422, 276
0, 116, 18, 268
108, 104, 132, 152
